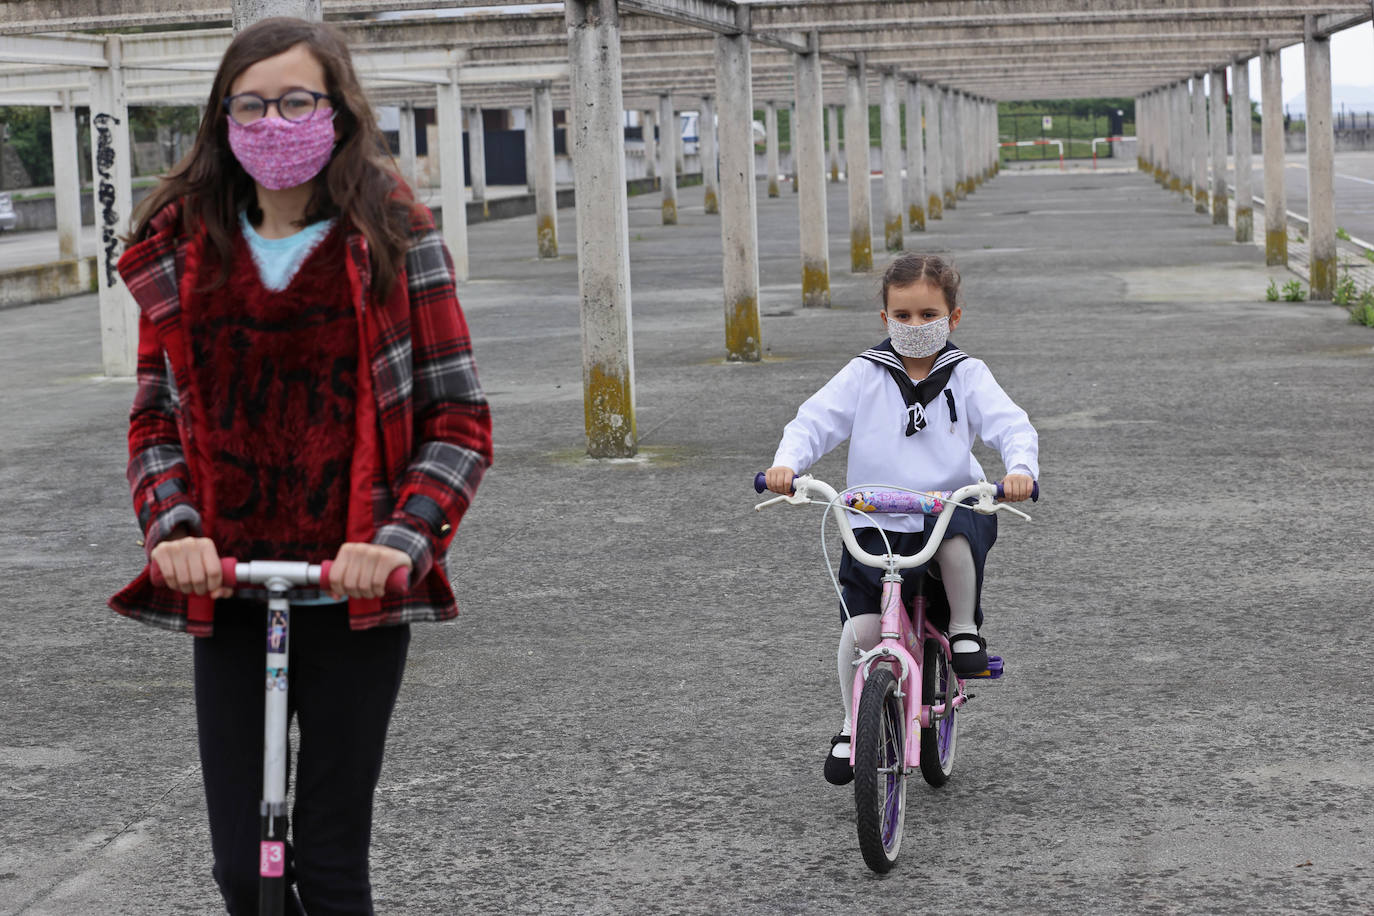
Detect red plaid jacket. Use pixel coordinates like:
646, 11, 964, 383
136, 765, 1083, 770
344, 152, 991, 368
109, 199, 492, 635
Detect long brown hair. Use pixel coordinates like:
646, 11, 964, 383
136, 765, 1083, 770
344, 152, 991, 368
131, 17, 414, 299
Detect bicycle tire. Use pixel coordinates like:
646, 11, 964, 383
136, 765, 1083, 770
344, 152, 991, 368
919, 638, 958, 787
853, 666, 906, 873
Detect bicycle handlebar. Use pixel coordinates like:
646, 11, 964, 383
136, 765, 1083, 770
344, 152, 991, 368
752, 473, 1034, 571
150, 557, 409, 595
752, 471, 1039, 503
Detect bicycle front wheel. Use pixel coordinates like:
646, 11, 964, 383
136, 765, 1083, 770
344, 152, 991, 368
853, 666, 907, 873
919, 638, 958, 787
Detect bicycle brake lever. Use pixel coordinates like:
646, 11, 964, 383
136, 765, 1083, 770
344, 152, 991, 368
753, 493, 810, 512
995, 503, 1032, 522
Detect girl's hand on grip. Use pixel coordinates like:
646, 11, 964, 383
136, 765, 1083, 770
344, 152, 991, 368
764, 465, 796, 495
999, 473, 1034, 502
150, 532, 232, 598
328, 542, 413, 600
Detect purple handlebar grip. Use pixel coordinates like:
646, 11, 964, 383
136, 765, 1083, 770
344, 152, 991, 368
994, 481, 1040, 502
753, 471, 796, 495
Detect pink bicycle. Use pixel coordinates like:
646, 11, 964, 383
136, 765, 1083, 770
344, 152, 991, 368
152, 557, 407, 916
753, 473, 1035, 873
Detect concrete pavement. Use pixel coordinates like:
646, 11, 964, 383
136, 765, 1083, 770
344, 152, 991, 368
2, 168, 1372, 914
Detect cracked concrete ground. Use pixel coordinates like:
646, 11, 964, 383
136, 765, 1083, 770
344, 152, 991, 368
2, 166, 1372, 914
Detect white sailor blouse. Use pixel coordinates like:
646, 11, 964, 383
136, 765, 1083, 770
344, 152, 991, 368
772, 340, 1039, 533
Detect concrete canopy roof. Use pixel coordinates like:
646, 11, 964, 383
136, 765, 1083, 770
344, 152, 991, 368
0, 1, 1370, 108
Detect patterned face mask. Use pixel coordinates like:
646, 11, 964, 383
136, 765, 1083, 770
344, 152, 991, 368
887, 315, 950, 358
227, 113, 336, 191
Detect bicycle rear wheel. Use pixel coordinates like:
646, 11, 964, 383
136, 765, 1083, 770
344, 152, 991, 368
853, 666, 906, 873
919, 638, 958, 787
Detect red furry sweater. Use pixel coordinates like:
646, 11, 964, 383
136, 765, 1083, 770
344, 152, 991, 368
185, 225, 356, 563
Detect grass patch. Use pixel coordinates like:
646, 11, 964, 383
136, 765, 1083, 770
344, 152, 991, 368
1333, 271, 1358, 306
1281, 279, 1306, 302
1265, 279, 1280, 301
1349, 290, 1374, 327
1337, 227, 1352, 242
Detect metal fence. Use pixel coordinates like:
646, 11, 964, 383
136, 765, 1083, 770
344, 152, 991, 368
998, 110, 1133, 160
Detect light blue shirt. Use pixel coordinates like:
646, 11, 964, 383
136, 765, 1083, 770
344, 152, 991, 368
239, 212, 336, 292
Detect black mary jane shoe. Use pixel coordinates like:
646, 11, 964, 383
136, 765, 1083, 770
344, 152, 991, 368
948, 631, 989, 677
824, 734, 855, 786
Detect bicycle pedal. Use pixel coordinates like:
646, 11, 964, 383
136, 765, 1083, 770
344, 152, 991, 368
966, 655, 1005, 680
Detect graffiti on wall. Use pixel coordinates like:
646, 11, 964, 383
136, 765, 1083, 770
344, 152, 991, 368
94, 112, 121, 287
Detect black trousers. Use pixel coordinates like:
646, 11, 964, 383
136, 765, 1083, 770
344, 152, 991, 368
193, 600, 410, 915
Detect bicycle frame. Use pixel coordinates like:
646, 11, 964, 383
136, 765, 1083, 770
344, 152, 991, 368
849, 579, 964, 771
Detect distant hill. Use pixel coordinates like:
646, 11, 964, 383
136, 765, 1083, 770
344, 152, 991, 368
1285, 84, 1374, 116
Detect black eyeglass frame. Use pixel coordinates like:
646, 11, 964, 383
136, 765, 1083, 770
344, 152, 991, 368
222, 90, 336, 124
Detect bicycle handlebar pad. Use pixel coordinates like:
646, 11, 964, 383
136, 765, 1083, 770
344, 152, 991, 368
752, 472, 1038, 502
150, 557, 409, 595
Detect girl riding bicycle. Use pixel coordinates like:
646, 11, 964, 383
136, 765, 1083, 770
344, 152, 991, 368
108, 17, 492, 913
763, 252, 1037, 787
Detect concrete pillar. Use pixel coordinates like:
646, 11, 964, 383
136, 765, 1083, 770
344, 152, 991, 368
659, 92, 677, 224
904, 79, 925, 232
89, 36, 136, 377
643, 108, 657, 183
1232, 61, 1254, 243
1210, 68, 1228, 225
1192, 75, 1208, 214
468, 107, 488, 218
795, 44, 830, 308
941, 88, 957, 210
1171, 81, 1187, 196
523, 106, 535, 192
765, 100, 780, 197
1261, 47, 1287, 265
532, 82, 558, 258
398, 102, 417, 189
231, 0, 319, 30
674, 109, 684, 176
50, 102, 81, 260
1305, 22, 1336, 299
879, 71, 903, 252
957, 93, 970, 197
827, 104, 841, 181
845, 57, 873, 272
566, 0, 637, 456
700, 94, 719, 214
789, 104, 799, 193
715, 26, 762, 361
436, 65, 469, 282
924, 83, 944, 220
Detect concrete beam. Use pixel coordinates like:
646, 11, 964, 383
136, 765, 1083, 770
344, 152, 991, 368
435, 63, 469, 281
1260, 47, 1286, 265
1232, 59, 1253, 244
566, 0, 638, 456
845, 56, 872, 273
89, 36, 135, 378
904, 78, 924, 233
1305, 22, 1336, 299
532, 82, 558, 258
232, 0, 320, 30
795, 44, 830, 308
880, 70, 903, 252
659, 91, 678, 223
1210, 67, 1229, 225
715, 29, 763, 361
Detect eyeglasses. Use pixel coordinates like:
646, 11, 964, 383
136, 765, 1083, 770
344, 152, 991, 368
223, 90, 334, 125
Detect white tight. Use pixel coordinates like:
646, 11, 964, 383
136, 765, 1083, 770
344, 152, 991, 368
837, 535, 977, 733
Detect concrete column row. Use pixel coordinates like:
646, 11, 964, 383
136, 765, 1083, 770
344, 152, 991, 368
1138, 33, 1335, 299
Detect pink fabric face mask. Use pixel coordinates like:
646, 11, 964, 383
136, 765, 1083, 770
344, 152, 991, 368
227, 113, 336, 190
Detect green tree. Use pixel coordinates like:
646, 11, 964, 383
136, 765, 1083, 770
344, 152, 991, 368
1, 106, 54, 186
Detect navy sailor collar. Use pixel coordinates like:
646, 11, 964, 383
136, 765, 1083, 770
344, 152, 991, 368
858, 339, 968, 436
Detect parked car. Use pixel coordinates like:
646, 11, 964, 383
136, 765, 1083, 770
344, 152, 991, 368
0, 192, 16, 232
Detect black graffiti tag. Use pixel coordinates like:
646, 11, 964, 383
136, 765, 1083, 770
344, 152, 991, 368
93, 113, 121, 287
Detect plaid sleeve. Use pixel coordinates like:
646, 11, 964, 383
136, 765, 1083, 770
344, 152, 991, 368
127, 312, 201, 556
373, 219, 492, 580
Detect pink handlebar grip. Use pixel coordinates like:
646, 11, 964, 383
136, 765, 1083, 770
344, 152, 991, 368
318, 560, 410, 596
